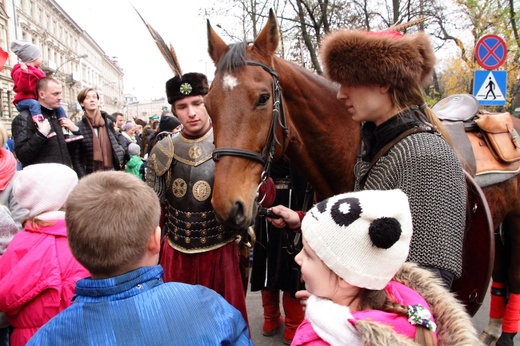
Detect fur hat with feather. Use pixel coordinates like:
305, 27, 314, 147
320, 30, 436, 90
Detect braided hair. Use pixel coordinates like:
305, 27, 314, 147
361, 289, 436, 346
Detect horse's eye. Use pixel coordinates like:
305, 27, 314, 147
256, 93, 270, 107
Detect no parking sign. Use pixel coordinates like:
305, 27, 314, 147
475, 34, 507, 70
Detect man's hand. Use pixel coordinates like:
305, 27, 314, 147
36, 118, 51, 136
59, 118, 79, 132
266, 205, 301, 230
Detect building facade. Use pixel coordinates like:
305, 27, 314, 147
126, 97, 169, 123
0, 0, 124, 126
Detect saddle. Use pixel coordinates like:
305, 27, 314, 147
433, 94, 520, 187
432, 94, 518, 316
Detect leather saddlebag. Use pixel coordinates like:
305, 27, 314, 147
474, 112, 520, 163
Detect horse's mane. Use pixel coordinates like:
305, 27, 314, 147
216, 40, 337, 93
215, 42, 249, 73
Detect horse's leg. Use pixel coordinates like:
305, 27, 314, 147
481, 224, 510, 345
496, 216, 520, 346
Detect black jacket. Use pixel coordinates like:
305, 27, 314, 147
11, 108, 72, 168
70, 111, 126, 178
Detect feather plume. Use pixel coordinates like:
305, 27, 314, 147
132, 5, 182, 76
387, 16, 430, 32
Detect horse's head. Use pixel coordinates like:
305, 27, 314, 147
206, 10, 286, 231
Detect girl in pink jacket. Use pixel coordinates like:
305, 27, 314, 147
0, 163, 89, 346
291, 190, 436, 345
288, 189, 481, 345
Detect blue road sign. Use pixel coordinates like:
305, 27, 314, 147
475, 34, 507, 70
473, 70, 507, 106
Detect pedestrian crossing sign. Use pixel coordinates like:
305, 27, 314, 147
473, 70, 507, 106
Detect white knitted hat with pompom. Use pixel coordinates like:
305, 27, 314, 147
301, 189, 413, 290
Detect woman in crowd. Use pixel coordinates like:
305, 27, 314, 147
70, 88, 125, 178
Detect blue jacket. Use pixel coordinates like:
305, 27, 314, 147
28, 265, 252, 345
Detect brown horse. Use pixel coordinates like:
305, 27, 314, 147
205, 10, 360, 231
205, 9, 520, 325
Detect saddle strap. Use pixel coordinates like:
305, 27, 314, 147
359, 127, 431, 189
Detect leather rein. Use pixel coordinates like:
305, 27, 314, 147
212, 61, 289, 198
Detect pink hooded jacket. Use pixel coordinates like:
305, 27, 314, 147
291, 281, 436, 345
0, 212, 89, 346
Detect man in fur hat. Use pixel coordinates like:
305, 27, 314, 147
146, 73, 248, 324
317, 29, 466, 290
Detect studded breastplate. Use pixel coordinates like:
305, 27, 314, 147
165, 129, 236, 253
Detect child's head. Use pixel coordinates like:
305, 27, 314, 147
128, 143, 141, 157
296, 189, 412, 296
65, 171, 161, 278
13, 163, 78, 218
10, 39, 42, 64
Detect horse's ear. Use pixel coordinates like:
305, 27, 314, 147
253, 9, 279, 57
207, 19, 228, 65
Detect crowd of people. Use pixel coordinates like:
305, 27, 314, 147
0, 25, 488, 346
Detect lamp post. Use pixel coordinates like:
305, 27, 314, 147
53, 54, 88, 75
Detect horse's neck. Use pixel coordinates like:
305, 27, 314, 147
275, 59, 360, 198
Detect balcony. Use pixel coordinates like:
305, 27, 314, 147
41, 60, 56, 74
66, 72, 81, 84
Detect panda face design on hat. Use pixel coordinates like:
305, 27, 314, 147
317, 196, 404, 249
302, 189, 413, 290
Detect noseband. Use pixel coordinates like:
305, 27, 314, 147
212, 61, 289, 190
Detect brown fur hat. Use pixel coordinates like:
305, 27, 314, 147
165, 72, 209, 104
320, 30, 436, 89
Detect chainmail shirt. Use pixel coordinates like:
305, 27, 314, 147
355, 123, 466, 278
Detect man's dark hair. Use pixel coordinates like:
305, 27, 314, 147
36, 77, 59, 93
107, 114, 116, 123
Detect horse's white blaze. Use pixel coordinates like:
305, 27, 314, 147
223, 74, 238, 91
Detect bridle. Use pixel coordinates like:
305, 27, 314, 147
212, 61, 289, 202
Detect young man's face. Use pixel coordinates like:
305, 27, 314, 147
39, 80, 63, 109
81, 90, 99, 112
116, 115, 124, 130
173, 95, 210, 137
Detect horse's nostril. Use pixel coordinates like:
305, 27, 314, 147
231, 200, 246, 220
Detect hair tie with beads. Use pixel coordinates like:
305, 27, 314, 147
408, 304, 436, 332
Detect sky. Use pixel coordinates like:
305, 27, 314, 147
55, 0, 217, 100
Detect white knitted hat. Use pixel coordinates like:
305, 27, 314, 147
301, 189, 413, 290
13, 163, 78, 218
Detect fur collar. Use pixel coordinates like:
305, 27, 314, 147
391, 263, 481, 345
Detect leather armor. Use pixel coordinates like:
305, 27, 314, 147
150, 129, 236, 253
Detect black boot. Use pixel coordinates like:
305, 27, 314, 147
496, 332, 517, 346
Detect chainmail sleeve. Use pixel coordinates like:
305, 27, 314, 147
355, 132, 466, 278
